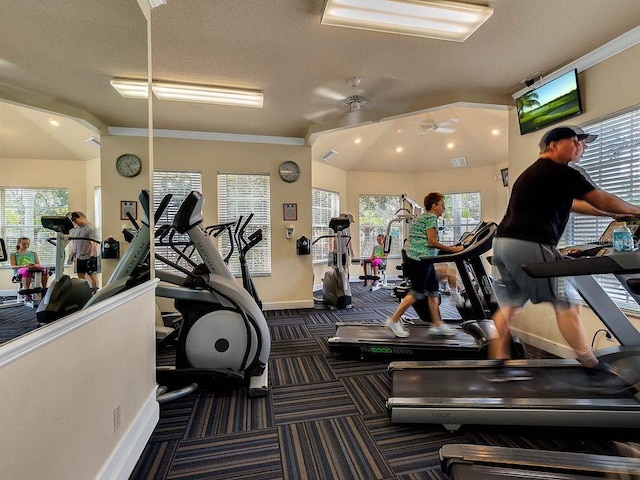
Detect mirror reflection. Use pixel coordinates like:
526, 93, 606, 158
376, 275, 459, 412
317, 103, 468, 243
0, 0, 149, 345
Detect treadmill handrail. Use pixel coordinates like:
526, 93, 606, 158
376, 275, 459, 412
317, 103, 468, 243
418, 222, 497, 264
523, 251, 640, 278
440, 443, 640, 477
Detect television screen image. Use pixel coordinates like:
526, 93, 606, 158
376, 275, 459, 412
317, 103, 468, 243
516, 69, 583, 135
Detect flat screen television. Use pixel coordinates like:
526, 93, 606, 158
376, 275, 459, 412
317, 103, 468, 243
515, 69, 583, 135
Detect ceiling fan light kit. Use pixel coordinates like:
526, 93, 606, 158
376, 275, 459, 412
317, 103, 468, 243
321, 0, 493, 42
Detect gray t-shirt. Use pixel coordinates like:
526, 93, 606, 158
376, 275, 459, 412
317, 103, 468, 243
70, 224, 98, 260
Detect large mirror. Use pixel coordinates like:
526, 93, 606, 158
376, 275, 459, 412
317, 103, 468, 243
0, 0, 149, 345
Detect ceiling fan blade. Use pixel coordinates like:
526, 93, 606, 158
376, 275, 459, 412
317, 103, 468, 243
303, 106, 345, 124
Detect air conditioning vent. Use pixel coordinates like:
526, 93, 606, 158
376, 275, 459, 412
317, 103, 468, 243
320, 149, 339, 162
450, 156, 467, 168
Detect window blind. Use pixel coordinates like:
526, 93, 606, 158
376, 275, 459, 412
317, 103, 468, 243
153, 170, 203, 271
563, 106, 640, 313
217, 173, 271, 276
312, 188, 340, 263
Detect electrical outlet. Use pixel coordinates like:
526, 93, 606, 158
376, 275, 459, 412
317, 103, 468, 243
113, 403, 121, 431
605, 331, 614, 341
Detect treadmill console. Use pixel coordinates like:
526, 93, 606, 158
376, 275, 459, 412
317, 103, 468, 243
562, 217, 640, 258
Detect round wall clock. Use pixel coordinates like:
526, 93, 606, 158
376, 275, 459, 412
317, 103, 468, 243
278, 161, 300, 183
116, 153, 142, 178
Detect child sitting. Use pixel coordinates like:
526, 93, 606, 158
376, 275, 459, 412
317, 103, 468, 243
10, 237, 49, 300
369, 234, 387, 287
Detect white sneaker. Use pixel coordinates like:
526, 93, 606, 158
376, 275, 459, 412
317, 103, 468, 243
450, 290, 464, 306
386, 317, 410, 338
429, 324, 457, 337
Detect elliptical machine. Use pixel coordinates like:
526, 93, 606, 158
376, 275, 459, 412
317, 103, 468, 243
314, 214, 353, 309
36, 216, 94, 324
155, 191, 270, 401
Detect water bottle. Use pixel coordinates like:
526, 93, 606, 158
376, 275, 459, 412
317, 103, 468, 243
613, 225, 634, 252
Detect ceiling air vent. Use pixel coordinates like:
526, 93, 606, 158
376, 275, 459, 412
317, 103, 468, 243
450, 156, 467, 168
320, 149, 339, 162
85, 136, 101, 147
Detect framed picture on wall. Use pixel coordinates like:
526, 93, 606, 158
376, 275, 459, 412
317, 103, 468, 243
500, 168, 509, 187
283, 203, 297, 221
120, 200, 138, 221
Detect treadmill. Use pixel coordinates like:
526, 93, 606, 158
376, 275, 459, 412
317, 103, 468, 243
439, 443, 640, 479
388, 228, 640, 431
328, 222, 512, 360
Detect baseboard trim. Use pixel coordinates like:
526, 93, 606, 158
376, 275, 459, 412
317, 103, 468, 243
96, 389, 159, 480
511, 327, 574, 359
263, 300, 315, 310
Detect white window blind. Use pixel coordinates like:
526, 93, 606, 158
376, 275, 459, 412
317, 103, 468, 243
440, 192, 481, 243
0, 187, 69, 266
359, 195, 403, 258
217, 173, 271, 276
562, 106, 640, 313
153, 171, 203, 271
93, 186, 102, 241
312, 188, 340, 263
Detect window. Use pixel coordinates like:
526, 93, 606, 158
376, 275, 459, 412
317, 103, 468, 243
153, 170, 203, 271
312, 188, 340, 263
94, 186, 102, 240
0, 187, 69, 266
440, 192, 482, 244
359, 195, 403, 259
218, 173, 271, 276
562, 106, 640, 313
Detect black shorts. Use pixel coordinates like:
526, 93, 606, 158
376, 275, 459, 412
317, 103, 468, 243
77, 257, 98, 274
405, 257, 439, 300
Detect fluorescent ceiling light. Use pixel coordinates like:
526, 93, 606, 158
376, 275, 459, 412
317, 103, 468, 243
110, 79, 149, 99
110, 79, 264, 108
153, 82, 263, 108
321, 0, 493, 42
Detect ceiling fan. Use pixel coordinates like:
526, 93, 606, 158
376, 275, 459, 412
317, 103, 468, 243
304, 75, 402, 125
418, 116, 459, 135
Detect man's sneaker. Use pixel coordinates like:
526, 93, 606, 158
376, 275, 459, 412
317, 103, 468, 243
386, 318, 410, 338
450, 290, 464, 306
481, 364, 534, 383
428, 324, 457, 337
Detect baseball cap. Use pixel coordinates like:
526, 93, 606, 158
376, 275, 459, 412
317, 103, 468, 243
539, 125, 597, 149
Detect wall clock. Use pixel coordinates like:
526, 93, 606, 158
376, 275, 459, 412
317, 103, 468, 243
278, 161, 300, 183
116, 153, 142, 178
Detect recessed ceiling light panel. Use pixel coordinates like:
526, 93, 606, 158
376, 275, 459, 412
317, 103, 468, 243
321, 0, 493, 42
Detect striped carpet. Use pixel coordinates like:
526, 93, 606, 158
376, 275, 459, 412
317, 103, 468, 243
130, 283, 639, 480
0, 298, 39, 343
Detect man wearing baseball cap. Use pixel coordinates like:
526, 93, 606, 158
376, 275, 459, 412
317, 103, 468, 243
486, 125, 640, 382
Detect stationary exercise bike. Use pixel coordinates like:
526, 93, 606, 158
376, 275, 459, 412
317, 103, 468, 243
155, 191, 270, 402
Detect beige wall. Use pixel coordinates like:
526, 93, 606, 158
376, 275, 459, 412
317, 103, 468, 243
0, 282, 158, 480
507, 43, 640, 356
0, 157, 94, 290
153, 136, 315, 308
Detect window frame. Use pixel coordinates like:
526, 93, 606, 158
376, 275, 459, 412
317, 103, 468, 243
0, 186, 69, 267
311, 188, 340, 264
562, 105, 640, 313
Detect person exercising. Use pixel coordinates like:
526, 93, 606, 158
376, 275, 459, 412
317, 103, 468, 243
386, 192, 464, 337
68, 211, 100, 289
488, 126, 640, 381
